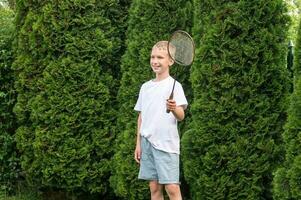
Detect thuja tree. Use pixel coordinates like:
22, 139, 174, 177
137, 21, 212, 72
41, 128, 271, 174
0, 7, 19, 193
182, 0, 290, 199
110, 0, 192, 199
273, 19, 301, 200
13, 0, 129, 197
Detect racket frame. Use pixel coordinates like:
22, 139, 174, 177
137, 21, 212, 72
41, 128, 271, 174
167, 30, 195, 66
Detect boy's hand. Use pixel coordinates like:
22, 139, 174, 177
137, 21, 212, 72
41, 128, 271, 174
134, 145, 141, 164
166, 99, 185, 121
166, 99, 177, 111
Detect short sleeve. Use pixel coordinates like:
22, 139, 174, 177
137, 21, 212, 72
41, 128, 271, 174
134, 85, 143, 112
174, 82, 188, 110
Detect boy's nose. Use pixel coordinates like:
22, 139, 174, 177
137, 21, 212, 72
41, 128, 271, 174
152, 58, 159, 65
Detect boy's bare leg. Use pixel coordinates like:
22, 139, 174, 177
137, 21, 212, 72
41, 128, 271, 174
165, 184, 182, 200
150, 181, 164, 200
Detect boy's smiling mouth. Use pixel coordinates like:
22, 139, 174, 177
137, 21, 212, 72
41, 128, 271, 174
152, 66, 161, 71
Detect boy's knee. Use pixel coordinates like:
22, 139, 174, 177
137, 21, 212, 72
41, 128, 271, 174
165, 184, 181, 196
149, 181, 163, 194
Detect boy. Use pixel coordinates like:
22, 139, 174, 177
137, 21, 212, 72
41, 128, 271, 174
134, 41, 188, 200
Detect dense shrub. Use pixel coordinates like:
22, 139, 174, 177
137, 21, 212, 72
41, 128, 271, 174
0, 7, 19, 193
182, 0, 290, 199
273, 19, 301, 200
13, 0, 129, 198
110, 0, 193, 199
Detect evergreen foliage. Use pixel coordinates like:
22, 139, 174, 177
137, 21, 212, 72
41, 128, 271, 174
182, 0, 290, 199
110, 0, 192, 199
273, 19, 301, 200
0, 7, 19, 193
13, 0, 129, 197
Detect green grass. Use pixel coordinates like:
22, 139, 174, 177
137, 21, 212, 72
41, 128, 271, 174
0, 185, 41, 200
0, 191, 41, 200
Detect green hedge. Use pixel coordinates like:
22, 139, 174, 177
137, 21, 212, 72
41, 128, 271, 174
13, 0, 129, 198
110, 0, 193, 199
273, 19, 301, 200
7, 0, 297, 199
0, 7, 19, 194
182, 0, 290, 199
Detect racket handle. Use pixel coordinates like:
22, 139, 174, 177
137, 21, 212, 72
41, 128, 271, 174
166, 92, 174, 113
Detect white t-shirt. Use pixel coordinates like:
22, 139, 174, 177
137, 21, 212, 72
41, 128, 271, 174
134, 76, 188, 154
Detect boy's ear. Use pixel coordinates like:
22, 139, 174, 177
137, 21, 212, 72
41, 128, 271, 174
169, 58, 174, 66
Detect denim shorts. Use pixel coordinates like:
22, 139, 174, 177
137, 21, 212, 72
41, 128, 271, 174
138, 136, 180, 184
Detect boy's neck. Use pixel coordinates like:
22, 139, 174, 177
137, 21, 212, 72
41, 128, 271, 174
154, 73, 170, 82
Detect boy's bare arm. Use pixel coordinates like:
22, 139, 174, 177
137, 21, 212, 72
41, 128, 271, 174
166, 99, 185, 121
134, 112, 142, 164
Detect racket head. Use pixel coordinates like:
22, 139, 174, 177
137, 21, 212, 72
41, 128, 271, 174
168, 30, 195, 66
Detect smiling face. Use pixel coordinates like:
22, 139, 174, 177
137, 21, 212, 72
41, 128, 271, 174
150, 42, 174, 77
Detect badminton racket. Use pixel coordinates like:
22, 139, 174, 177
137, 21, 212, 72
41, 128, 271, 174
166, 30, 195, 113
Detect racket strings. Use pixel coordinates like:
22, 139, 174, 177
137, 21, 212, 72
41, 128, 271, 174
169, 32, 194, 66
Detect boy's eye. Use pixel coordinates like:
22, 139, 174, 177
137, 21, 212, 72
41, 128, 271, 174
151, 55, 164, 59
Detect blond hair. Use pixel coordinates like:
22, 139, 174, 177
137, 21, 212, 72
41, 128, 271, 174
152, 41, 176, 58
